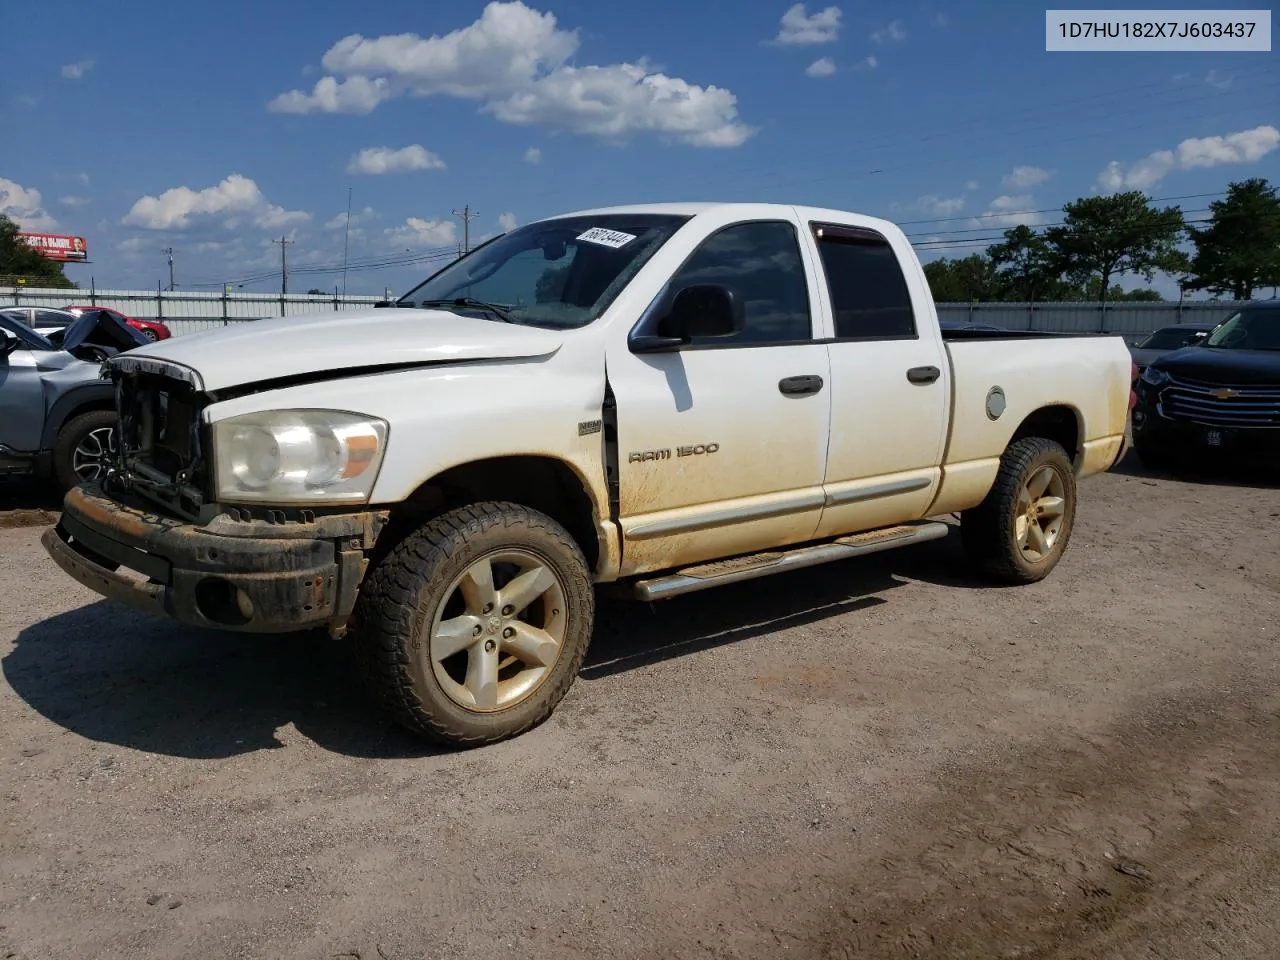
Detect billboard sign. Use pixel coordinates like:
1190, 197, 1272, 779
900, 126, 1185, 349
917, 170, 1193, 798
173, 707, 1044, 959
17, 232, 88, 262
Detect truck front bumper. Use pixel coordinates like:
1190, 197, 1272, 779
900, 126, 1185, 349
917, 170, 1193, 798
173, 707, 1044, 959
42, 484, 381, 635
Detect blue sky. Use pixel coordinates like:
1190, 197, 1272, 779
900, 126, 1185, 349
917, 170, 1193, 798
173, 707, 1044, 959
2, 0, 1277, 296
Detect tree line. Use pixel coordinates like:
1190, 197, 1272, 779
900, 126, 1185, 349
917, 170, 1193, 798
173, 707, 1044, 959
923, 177, 1280, 304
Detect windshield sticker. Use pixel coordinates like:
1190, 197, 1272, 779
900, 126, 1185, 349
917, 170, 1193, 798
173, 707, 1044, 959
576, 227, 637, 249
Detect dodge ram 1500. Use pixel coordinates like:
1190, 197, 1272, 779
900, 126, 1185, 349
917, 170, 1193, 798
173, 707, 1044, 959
42, 203, 1134, 746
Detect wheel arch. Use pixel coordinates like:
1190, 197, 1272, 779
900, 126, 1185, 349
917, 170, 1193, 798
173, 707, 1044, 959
1008, 403, 1083, 470
373, 454, 606, 577
40, 383, 116, 450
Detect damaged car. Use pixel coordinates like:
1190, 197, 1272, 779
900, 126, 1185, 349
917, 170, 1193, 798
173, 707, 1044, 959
1, 308, 150, 492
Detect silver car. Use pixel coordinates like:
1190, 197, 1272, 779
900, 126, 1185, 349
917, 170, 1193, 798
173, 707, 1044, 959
0, 310, 149, 492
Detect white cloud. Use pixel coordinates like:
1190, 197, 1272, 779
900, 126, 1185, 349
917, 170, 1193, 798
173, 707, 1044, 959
324, 206, 376, 230
915, 194, 966, 216
854, 55, 878, 71
965, 180, 979, 191
122, 174, 311, 231
498, 211, 518, 231
61, 59, 94, 80
805, 57, 836, 78
871, 20, 906, 43
1204, 69, 1233, 90
774, 4, 842, 45
269, 75, 394, 114
14, 94, 38, 107
1002, 165, 1054, 189
0, 177, 58, 230
383, 217, 457, 249
970, 194, 1042, 228
1096, 124, 1280, 191
485, 62, 754, 147
524, 146, 542, 164
268, 1, 754, 147
346, 144, 446, 175
58, 196, 91, 208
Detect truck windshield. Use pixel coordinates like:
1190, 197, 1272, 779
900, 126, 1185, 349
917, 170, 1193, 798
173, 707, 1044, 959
396, 213, 690, 329
1203, 309, 1280, 351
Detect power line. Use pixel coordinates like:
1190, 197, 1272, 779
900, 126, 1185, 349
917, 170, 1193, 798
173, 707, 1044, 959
342, 186, 352, 299
272, 236, 295, 294
452, 205, 479, 253
895, 191, 1228, 228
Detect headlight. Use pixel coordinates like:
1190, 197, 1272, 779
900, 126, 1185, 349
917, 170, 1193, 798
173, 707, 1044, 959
212, 409, 388, 504
1140, 366, 1170, 388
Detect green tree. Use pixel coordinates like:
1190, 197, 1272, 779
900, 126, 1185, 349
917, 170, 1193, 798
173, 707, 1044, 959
0, 214, 74, 287
922, 254, 1002, 302
1184, 178, 1280, 300
987, 225, 1064, 302
1044, 191, 1185, 304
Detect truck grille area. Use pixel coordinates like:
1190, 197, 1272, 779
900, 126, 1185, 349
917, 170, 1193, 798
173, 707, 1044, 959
112, 371, 210, 519
1160, 377, 1280, 428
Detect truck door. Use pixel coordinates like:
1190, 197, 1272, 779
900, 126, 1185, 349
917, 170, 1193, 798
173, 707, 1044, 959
804, 222, 950, 538
604, 216, 832, 576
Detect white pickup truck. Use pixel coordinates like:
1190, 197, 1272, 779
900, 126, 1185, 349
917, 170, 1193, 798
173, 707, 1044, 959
43, 203, 1134, 746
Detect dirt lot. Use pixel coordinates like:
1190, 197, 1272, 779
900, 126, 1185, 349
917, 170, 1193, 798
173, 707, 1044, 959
2, 455, 1279, 960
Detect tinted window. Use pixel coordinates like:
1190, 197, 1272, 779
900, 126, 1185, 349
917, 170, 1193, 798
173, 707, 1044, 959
34, 310, 72, 328
815, 232, 916, 339
1139, 326, 1205, 350
669, 221, 812, 345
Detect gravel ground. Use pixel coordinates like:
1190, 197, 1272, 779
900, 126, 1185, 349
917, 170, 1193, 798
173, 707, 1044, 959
2, 453, 1279, 960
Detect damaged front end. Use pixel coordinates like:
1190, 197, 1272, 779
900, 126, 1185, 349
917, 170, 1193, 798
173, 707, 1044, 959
42, 357, 386, 636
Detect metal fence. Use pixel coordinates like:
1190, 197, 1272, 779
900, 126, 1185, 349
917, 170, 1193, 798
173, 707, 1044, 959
1, 285, 384, 323
937, 300, 1254, 344
2, 284, 1259, 344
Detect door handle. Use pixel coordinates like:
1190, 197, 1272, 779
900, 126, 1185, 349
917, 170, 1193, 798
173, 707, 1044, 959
778, 375, 825, 397
906, 366, 941, 385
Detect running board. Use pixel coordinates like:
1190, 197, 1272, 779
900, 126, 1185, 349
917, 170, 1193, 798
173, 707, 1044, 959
631, 520, 951, 602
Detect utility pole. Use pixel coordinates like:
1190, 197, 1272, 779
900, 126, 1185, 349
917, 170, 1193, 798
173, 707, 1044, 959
341, 186, 352, 300
272, 236, 295, 295
452, 204, 479, 253
162, 247, 175, 290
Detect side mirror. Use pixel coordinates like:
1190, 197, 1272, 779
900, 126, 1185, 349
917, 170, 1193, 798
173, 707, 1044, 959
631, 284, 745, 353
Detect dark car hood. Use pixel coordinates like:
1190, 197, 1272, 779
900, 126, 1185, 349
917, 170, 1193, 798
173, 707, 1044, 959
1129, 346, 1165, 368
1154, 345, 1280, 385
61, 310, 149, 354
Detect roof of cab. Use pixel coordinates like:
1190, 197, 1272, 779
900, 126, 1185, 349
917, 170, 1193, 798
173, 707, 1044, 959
537, 201, 904, 237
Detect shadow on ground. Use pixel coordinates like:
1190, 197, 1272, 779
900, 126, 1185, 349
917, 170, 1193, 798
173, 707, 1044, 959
0, 478, 62, 528
1111, 448, 1279, 489
5, 534, 978, 759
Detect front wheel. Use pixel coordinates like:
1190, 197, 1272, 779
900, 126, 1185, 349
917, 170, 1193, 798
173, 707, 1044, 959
960, 437, 1077, 585
352, 502, 594, 747
52, 410, 118, 493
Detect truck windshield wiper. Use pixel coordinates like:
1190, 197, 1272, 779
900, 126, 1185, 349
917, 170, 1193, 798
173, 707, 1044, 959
417, 298, 516, 324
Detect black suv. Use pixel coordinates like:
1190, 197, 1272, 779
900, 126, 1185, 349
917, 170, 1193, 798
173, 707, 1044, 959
1132, 300, 1280, 470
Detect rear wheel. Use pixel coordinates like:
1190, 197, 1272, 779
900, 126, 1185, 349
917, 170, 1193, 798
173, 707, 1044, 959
961, 437, 1077, 585
52, 410, 117, 493
352, 502, 594, 747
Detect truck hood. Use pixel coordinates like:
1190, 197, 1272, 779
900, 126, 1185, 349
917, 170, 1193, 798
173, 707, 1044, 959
113, 307, 564, 392
1154, 345, 1280, 386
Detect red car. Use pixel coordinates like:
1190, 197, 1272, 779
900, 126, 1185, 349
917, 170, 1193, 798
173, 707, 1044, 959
63, 305, 171, 341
